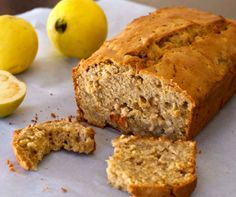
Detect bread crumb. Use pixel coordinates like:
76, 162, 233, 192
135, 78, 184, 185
198, 150, 202, 154
61, 187, 68, 193
67, 115, 73, 122
6, 160, 16, 172
43, 186, 50, 192
51, 113, 57, 118
67, 115, 77, 122
9, 122, 13, 125
50, 93, 54, 96
31, 113, 38, 124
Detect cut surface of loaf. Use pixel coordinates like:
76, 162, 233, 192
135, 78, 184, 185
12, 117, 95, 170
107, 135, 197, 197
73, 7, 236, 140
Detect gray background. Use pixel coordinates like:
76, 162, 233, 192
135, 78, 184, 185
131, 0, 236, 19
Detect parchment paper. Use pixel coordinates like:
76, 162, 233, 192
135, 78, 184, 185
0, 1, 235, 196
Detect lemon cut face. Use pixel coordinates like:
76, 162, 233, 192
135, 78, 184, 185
0, 70, 26, 117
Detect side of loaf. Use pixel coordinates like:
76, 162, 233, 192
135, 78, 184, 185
73, 7, 236, 139
12, 118, 95, 170
107, 135, 197, 197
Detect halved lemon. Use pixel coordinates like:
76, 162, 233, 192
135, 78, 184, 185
0, 70, 27, 118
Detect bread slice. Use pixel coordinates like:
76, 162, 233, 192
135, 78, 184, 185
73, 7, 236, 140
12, 117, 95, 170
107, 135, 197, 197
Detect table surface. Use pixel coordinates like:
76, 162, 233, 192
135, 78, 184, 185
0, 0, 236, 197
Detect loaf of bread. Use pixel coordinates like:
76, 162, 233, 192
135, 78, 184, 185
107, 135, 197, 197
73, 7, 236, 140
12, 118, 95, 170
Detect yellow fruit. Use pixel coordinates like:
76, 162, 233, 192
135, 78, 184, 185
47, 0, 107, 59
0, 70, 27, 118
0, 15, 38, 74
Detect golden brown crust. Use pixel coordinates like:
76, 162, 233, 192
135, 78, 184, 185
172, 177, 197, 197
128, 176, 197, 197
76, 7, 224, 70
72, 68, 84, 121
73, 7, 236, 139
128, 184, 174, 197
128, 177, 197, 197
12, 130, 32, 170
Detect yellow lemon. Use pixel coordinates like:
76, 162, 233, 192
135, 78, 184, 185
0, 15, 38, 74
0, 70, 27, 118
47, 0, 107, 59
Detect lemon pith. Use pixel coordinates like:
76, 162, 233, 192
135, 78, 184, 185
0, 70, 26, 117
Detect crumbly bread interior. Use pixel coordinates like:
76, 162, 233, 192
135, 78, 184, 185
78, 62, 192, 139
12, 118, 95, 170
107, 135, 196, 193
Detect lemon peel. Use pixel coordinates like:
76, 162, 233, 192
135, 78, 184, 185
0, 70, 26, 117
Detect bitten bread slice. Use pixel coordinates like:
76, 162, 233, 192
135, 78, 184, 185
107, 135, 197, 197
12, 117, 95, 170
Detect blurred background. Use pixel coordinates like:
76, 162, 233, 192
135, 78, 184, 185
0, 0, 235, 18
0, 0, 59, 14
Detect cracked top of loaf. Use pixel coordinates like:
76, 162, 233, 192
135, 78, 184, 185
77, 7, 236, 104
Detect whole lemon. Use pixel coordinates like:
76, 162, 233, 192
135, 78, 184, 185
0, 16, 38, 74
47, 0, 107, 59
0, 70, 26, 118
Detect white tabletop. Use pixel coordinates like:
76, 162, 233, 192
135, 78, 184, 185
0, 0, 235, 196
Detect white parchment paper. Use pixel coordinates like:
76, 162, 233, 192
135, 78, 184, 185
0, 0, 235, 196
